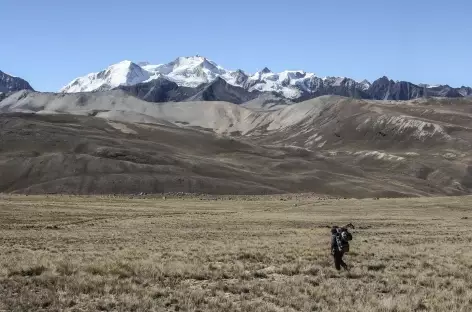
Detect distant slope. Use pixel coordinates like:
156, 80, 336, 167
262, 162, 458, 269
0, 90, 256, 134
241, 93, 293, 111
2, 91, 472, 147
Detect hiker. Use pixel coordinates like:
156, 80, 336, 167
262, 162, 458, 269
330, 226, 352, 271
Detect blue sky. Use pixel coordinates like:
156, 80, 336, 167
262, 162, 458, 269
1, 0, 471, 91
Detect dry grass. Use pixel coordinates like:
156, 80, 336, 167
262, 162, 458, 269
0, 194, 471, 312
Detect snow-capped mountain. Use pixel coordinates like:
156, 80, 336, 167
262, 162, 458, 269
60, 60, 153, 93
0, 70, 34, 93
59, 55, 471, 101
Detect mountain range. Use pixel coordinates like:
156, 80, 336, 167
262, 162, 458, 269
58, 56, 472, 103
2, 56, 471, 103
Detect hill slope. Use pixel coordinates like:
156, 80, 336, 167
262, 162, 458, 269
1, 92, 472, 197
0, 112, 469, 197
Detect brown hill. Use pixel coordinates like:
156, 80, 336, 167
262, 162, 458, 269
1, 92, 471, 197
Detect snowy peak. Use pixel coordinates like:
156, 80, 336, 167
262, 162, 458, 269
142, 55, 228, 87
60, 60, 151, 93
168, 56, 224, 75
173, 55, 216, 69
103, 60, 150, 84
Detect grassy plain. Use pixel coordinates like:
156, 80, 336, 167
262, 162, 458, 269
0, 194, 471, 311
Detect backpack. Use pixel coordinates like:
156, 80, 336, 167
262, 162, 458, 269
341, 229, 352, 241
338, 228, 352, 253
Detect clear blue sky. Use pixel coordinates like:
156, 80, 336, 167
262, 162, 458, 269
1, 0, 471, 91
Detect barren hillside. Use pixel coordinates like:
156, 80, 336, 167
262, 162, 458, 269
1, 91, 471, 197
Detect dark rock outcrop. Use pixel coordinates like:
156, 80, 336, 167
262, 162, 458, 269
117, 76, 198, 102
0, 70, 34, 93
458, 86, 472, 97
367, 76, 423, 100
186, 77, 260, 104
118, 76, 261, 105
298, 77, 370, 101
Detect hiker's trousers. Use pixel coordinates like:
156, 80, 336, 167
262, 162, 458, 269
333, 251, 347, 270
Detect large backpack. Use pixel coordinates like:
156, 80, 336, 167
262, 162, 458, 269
337, 228, 352, 253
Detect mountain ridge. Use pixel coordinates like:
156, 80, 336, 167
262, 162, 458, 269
59, 56, 472, 102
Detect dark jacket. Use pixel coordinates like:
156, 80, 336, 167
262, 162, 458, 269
331, 234, 341, 253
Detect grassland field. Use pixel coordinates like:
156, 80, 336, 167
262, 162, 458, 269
0, 194, 471, 312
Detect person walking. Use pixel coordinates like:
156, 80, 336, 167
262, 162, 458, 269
331, 226, 351, 271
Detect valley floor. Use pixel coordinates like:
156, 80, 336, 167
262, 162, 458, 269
0, 195, 471, 311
